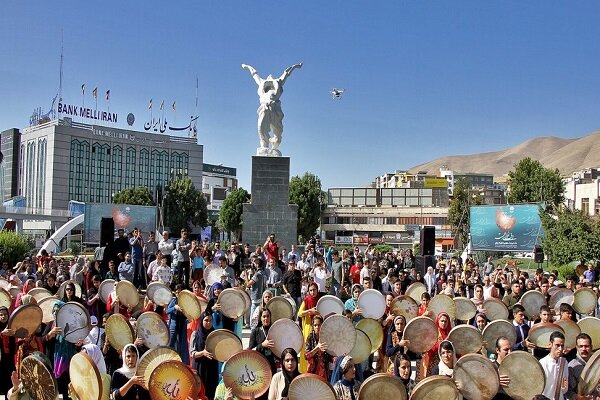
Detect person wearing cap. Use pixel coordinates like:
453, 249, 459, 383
84, 315, 105, 348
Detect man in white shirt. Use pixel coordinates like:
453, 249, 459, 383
540, 331, 569, 400
158, 231, 175, 266
310, 259, 331, 294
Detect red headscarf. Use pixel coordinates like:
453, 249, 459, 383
303, 282, 320, 310
429, 311, 452, 357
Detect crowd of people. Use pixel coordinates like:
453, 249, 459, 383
1, 229, 599, 399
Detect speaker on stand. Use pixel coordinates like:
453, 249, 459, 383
100, 217, 115, 247
420, 226, 435, 256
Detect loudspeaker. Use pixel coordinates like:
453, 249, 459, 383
415, 255, 435, 276
100, 217, 114, 246
420, 226, 435, 256
534, 246, 544, 263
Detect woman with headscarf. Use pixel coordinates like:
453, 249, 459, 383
190, 312, 219, 400
268, 348, 300, 400
250, 290, 274, 330
186, 279, 209, 348
0, 306, 16, 396
297, 281, 320, 373
304, 314, 332, 381
248, 308, 277, 377
331, 355, 360, 400
70, 344, 110, 400
111, 343, 150, 400
431, 340, 456, 377
51, 300, 82, 399
206, 282, 238, 334
12, 278, 34, 310
423, 312, 452, 378
344, 284, 364, 325
394, 353, 415, 396
166, 284, 189, 365
385, 315, 413, 372
473, 312, 488, 333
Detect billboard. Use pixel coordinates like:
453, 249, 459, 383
470, 204, 544, 251
84, 203, 157, 244
423, 177, 448, 188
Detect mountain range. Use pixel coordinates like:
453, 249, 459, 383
408, 130, 600, 178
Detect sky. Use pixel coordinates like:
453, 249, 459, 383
2, 1, 600, 191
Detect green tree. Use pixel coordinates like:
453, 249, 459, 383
507, 158, 564, 211
164, 177, 208, 234
289, 172, 322, 242
113, 187, 155, 206
217, 187, 250, 242
0, 231, 34, 266
448, 178, 483, 248
540, 207, 600, 265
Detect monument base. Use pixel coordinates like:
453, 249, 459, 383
242, 156, 298, 249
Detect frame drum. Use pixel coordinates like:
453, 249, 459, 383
573, 287, 597, 315
358, 373, 407, 400
527, 322, 564, 349
149, 360, 199, 400
20, 352, 58, 400
266, 296, 294, 323
267, 318, 304, 359
146, 281, 172, 307
403, 316, 437, 353
348, 328, 372, 365
218, 288, 247, 319
482, 298, 509, 321
519, 290, 546, 320
578, 348, 600, 395
28, 287, 52, 303
98, 279, 115, 304
453, 353, 499, 400
357, 289, 386, 320
577, 317, 600, 350
549, 288, 574, 313
316, 295, 344, 318
410, 375, 459, 400
38, 296, 61, 324
427, 294, 456, 320
205, 329, 243, 363
56, 301, 91, 344
498, 351, 545, 400
177, 290, 202, 321
0, 287, 11, 309
105, 313, 134, 351
203, 265, 225, 287
447, 324, 483, 355
355, 318, 383, 354
482, 320, 517, 353
115, 280, 139, 308
136, 346, 181, 390
8, 304, 43, 338
222, 350, 272, 399
320, 314, 355, 357
136, 311, 170, 348
389, 295, 418, 321
405, 282, 427, 303
454, 297, 477, 321
555, 319, 580, 349
70, 352, 102, 400
288, 373, 336, 400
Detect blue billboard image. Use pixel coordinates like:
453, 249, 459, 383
470, 204, 544, 251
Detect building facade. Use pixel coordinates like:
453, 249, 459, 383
322, 187, 453, 250
202, 163, 238, 221
564, 168, 600, 216
19, 118, 203, 211
0, 128, 20, 202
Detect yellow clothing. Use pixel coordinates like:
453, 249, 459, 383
296, 302, 313, 373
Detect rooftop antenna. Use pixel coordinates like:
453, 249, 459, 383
190, 76, 198, 139
58, 30, 64, 117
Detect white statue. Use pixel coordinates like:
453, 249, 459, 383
242, 63, 303, 156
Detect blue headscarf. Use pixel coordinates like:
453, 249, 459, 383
209, 282, 224, 300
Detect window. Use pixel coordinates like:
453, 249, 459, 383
125, 146, 136, 188
582, 198, 590, 215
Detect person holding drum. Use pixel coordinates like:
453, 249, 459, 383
297, 281, 320, 373
250, 291, 274, 330
567, 332, 594, 399
167, 284, 189, 365
423, 312, 452, 377
331, 355, 360, 400
304, 314, 332, 380
540, 331, 569, 400
268, 348, 300, 400
111, 343, 151, 400
190, 312, 219, 400
0, 306, 15, 396
248, 308, 277, 379
385, 315, 412, 371
431, 340, 456, 376
344, 284, 364, 325
394, 353, 416, 397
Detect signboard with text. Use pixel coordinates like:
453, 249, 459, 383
424, 177, 448, 188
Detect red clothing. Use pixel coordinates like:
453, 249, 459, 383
264, 242, 279, 262
349, 265, 361, 284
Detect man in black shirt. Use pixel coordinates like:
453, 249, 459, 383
282, 258, 302, 308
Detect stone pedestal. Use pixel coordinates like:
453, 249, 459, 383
242, 156, 298, 249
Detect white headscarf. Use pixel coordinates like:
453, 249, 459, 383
437, 340, 457, 377
115, 344, 138, 378
83, 343, 107, 374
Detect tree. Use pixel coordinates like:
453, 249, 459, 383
540, 208, 600, 265
113, 186, 155, 206
217, 188, 250, 242
0, 231, 34, 266
164, 177, 208, 234
448, 178, 483, 248
507, 158, 564, 212
289, 172, 322, 242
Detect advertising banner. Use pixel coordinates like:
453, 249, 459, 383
423, 177, 448, 188
84, 203, 157, 243
470, 204, 544, 251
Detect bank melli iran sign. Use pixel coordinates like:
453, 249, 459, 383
58, 102, 118, 123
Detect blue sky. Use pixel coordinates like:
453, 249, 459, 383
2, 2, 600, 191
